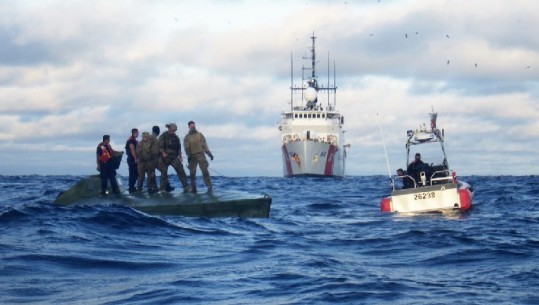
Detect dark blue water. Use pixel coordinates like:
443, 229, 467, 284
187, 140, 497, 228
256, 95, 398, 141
1, 175, 538, 304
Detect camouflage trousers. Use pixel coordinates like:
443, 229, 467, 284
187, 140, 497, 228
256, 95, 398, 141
159, 156, 189, 191
137, 160, 157, 192
188, 153, 212, 191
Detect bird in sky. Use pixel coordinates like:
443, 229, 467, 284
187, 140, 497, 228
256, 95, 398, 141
446, 34, 450, 39
447, 60, 450, 65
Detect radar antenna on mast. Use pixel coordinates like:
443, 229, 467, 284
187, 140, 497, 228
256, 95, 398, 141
289, 33, 337, 111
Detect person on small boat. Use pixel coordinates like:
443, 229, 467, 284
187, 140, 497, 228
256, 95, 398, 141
125, 128, 139, 193
396, 168, 413, 189
158, 123, 190, 193
96, 135, 120, 195
184, 121, 214, 193
407, 153, 431, 187
135, 132, 159, 194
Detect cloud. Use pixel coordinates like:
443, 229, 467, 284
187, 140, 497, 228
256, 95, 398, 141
0, 0, 538, 176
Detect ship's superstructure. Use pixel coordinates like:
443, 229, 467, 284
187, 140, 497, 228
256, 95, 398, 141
278, 35, 348, 177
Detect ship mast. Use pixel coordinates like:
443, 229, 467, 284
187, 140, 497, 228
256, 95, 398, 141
289, 33, 337, 111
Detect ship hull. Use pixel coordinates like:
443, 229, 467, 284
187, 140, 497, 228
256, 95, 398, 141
281, 140, 344, 177
55, 175, 271, 218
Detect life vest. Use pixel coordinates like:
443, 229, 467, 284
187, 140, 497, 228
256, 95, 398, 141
98, 142, 112, 163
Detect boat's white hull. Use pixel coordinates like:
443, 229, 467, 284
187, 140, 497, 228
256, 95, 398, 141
381, 181, 473, 213
281, 140, 344, 177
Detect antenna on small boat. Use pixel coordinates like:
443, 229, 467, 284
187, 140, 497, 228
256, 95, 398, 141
377, 113, 392, 179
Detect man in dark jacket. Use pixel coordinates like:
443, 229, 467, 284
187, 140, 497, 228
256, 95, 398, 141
125, 128, 138, 193
158, 123, 189, 192
407, 153, 430, 186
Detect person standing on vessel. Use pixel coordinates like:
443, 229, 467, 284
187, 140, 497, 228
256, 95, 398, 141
396, 168, 413, 189
158, 123, 190, 193
152, 125, 172, 191
184, 121, 214, 193
96, 135, 120, 195
407, 153, 429, 186
135, 131, 158, 193
125, 128, 139, 193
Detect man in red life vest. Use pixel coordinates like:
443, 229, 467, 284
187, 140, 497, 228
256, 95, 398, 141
96, 135, 120, 195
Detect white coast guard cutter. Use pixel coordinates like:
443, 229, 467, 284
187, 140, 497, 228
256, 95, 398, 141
380, 111, 474, 213
278, 34, 349, 177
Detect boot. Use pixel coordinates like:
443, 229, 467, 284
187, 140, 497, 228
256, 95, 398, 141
165, 184, 174, 192
189, 177, 197, 194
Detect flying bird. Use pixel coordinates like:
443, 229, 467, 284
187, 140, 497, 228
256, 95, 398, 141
475, 63, 478, 68
525, 65, 532, 69
446, 34, 450, 39
405, 33, 408, 38
447, 60, 450, 65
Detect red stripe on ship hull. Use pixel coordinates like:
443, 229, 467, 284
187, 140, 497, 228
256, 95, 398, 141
324, 145, 336, 176
282, 145, 293, 176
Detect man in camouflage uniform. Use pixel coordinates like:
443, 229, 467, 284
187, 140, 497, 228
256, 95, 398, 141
158, 123, 189, 192
135, 131, 159, 193
184, 121, 214, 193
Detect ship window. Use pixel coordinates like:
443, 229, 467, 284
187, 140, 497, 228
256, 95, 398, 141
295, 114, 298, 118
322, 114, 326, 118
317, 114, 320, 118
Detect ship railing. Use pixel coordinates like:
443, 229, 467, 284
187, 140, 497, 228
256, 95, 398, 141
282, 134, 337, 145
391, 175, 417, 191
391, 168, 453, 191
429, 169, 453, 185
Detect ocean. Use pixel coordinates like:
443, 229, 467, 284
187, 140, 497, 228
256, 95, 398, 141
1, 175, 538, 305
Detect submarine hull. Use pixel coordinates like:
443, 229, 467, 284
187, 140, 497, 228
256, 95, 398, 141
55, 175, 271, 218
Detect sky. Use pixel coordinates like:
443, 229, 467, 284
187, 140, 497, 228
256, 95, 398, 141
1, 0, 539, 177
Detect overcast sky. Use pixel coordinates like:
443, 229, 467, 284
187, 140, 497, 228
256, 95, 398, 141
1, 0, 538, 177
